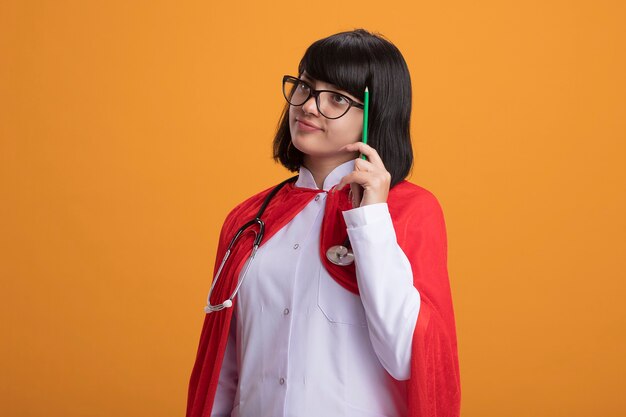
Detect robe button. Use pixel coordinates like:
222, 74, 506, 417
293, 244, 299, 250
315, 195, 320, 201
283, 308, 290, 315
279, 377, 285, 385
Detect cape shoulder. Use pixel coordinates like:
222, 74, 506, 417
388, 180, 447, 228
390, 180, 444, 207
216, 183, 278, 249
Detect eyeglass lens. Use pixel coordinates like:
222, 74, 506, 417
283, 78, 352, 119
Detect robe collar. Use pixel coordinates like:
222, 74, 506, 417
295, 159, 355, 191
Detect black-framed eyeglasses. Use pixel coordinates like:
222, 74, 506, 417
282, 75, 364, 119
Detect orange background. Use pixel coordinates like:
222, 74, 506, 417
1, 1, 625, 416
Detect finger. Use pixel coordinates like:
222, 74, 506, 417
350, 183, 363, 208
341, 142, 384, 167
354, 157, 376, 172
336, 171, 372, 190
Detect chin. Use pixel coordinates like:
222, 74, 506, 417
293, 144, 340, 160
291, 139, 317, 156
291, 138, 313, 155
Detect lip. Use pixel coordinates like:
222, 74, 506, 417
296, 118, 322, 131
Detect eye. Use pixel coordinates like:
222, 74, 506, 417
331, 94, 348, 105
298, 82, 310, 93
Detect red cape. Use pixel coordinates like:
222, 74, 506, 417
187, 180, 461, 417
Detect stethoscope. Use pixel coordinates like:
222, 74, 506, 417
204, 176, 354, 313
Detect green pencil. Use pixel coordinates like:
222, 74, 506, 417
361, 86, 369, 160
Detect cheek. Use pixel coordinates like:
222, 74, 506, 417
288, 107, 297, 134
332, 117, 362, 142
288, 106, 295, 122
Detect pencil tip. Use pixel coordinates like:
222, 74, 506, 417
365, 86, 369, 92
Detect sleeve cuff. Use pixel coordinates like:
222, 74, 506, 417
342, 202, 390, 228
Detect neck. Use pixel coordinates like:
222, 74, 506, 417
303, 153, 359, 189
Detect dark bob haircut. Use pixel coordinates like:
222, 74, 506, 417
272, 28, 413, 187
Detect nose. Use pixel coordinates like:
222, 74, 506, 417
301, 95, 320, 116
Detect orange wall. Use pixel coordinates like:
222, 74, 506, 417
1, 1, 625, 416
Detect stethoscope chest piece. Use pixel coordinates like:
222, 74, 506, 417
326, 245, 355, 266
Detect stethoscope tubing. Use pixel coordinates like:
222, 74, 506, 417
205, 176, 296, 313
204, 175, 354, 313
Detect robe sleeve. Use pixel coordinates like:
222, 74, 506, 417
343, 202, 421, 381
210, 311, 238, 417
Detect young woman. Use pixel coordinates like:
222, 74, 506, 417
187, 29, 460, 417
